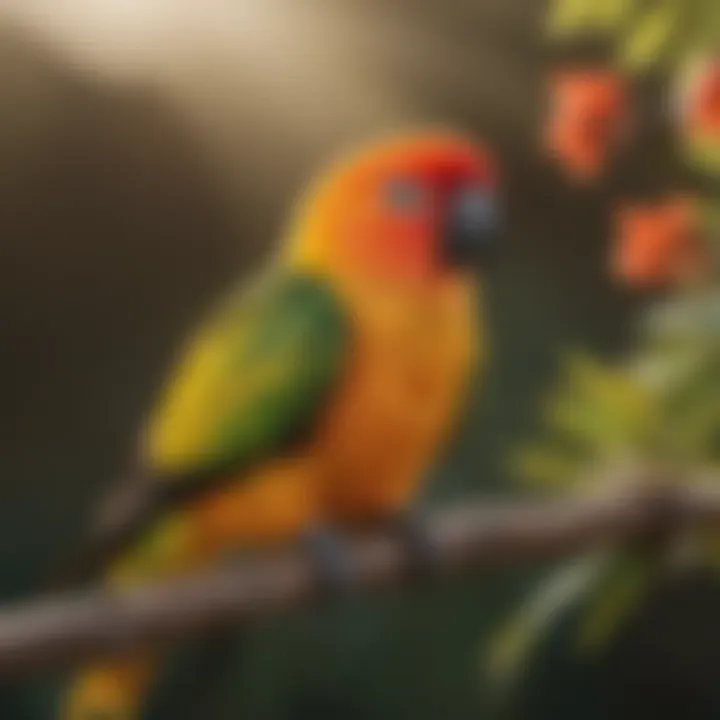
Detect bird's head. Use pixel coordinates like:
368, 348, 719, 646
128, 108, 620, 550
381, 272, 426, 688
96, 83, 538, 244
284, 130, 500, 283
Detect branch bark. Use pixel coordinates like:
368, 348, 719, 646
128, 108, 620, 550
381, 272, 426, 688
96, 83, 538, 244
1, 481, 719, 677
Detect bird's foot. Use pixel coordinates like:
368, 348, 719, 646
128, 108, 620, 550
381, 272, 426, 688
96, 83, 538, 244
387, 511, 442, 585
301, 527, 357, 599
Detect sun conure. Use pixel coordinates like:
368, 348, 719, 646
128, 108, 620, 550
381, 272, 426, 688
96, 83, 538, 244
58, 130, 501, 719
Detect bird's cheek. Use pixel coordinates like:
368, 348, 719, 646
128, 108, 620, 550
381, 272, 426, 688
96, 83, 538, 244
384, 214, 437, 276
352, 206, 436, 278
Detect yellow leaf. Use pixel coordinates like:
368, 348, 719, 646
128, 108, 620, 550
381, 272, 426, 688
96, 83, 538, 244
546, 0, 631, 36
513, 446, 584, 489
577, 553, 656, 653
619, 0, 681, 73
546, 0, 598, 36
683, 134, 720, 177
593, 0, 633, 31
487, 557, 607, 687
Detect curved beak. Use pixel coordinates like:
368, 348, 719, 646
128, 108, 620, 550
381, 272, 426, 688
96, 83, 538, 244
444, 185, 500, 268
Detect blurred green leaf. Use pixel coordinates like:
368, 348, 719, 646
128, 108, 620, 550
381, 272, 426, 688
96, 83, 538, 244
683, 135, 720, 178
512, 445, 586, 489
487, 550, 656, 703
546, 0, 632, 38
577, 552, 657, 652
487, 556, 607, 690
619, 0, 682, 73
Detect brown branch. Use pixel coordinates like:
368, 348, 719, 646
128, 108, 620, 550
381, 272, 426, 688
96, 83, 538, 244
1, 481, 720, 677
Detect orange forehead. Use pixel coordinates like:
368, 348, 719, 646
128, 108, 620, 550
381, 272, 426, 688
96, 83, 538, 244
284, 131, 495, 275
334, 132, 495, 189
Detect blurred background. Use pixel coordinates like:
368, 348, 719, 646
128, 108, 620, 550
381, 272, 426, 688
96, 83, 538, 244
0, 0, 709, 718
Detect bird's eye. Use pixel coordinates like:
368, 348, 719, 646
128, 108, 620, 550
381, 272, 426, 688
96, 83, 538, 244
385, 179, 426, 213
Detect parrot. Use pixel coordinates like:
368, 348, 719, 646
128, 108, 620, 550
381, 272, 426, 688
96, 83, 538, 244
57, 130, 501, 719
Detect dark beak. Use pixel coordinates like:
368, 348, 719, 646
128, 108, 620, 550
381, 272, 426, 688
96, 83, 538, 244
444, 186, 500, 267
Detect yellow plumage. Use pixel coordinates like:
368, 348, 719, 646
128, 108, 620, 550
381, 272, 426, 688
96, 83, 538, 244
62, 131, 493, 719
122, 274, 480, 580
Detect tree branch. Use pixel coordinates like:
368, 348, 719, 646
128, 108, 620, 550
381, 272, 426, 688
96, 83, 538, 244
1, 481, 719, 677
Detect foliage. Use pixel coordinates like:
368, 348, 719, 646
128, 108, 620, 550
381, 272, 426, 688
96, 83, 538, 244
516, 290, 720, 492
486, 0, 720, 715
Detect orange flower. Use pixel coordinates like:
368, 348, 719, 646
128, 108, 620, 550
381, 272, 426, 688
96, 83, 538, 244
611, 196, 704, 289
543, 69, 628, 183
683, 59, 720, 137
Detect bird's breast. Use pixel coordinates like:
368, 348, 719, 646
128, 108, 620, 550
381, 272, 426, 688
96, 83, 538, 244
314, 277, 481, 522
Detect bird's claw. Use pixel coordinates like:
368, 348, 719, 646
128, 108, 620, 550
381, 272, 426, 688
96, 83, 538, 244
392, 512, 442, 584
301, 528, 357, 598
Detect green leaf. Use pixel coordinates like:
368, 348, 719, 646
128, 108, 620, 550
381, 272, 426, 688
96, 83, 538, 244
486, 550, 659, 704
544, 353, 657, 456
683, 134, 720, 178
512, 445, 586, 490
486, 556, 607, 690
546, 0, 632, 37
594, 0, 633, 30
662, 356, 720, 462
619, 0, 682, 73
576, 551, 657, 653
546, 0, 599, 37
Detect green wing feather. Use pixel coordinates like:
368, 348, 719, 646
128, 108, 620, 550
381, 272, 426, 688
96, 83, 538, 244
146, 272, 350, 486
49, 273, 350, 588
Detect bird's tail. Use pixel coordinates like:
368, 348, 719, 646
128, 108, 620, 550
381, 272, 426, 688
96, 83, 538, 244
145, 629, 248, 719
48, 473, 167, 593
61, 652, 157, 720
60, 628, 247, 719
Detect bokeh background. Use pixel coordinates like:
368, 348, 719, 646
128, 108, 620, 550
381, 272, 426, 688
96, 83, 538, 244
0, 0, 711, 718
